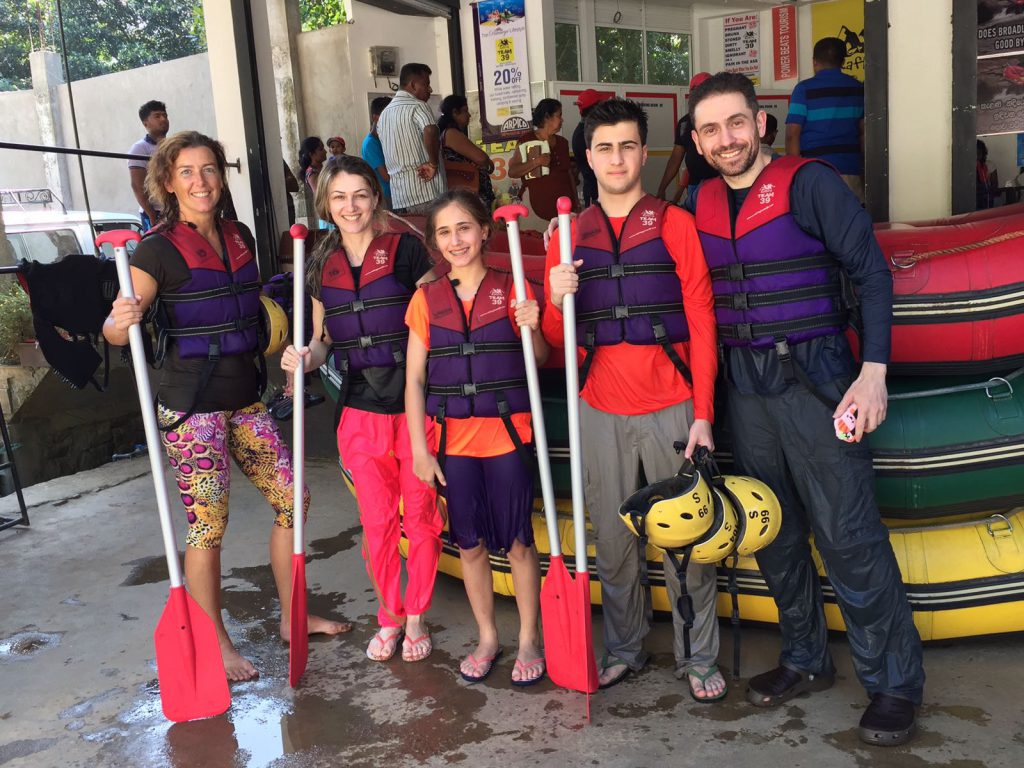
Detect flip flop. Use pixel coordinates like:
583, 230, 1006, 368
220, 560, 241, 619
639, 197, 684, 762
402, 632, 432, 663
597, 653, 632, 690
366, 628, 403, 662
687, 664, 728, 703
511, 657, 546, 687
460, 648, 503, 683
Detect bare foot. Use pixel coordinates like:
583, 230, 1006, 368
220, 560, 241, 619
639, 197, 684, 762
459, 640, 501, 679
280, 614, 352, 643
688, 665, 727, 700
366, 626, 403, 661
221, 642, 259, 682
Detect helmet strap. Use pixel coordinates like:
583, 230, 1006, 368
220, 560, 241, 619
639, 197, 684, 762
665, 546, 695, 661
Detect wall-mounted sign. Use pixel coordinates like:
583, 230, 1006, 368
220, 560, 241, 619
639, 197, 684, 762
772, 5, 798, 81
724, 14, 761, 84
811, 0, 865, 82
473, 1, 532, 144
978, 2, 1024, 58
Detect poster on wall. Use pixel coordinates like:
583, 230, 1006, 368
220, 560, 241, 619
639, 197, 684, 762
623, 92, 678, 148
723, 14, 761, 84
772, 5, 798, 81
977, 53, 1024, 135
978, 1, 1024, 58
810, 0, 865, 82
473, 1, 532, 144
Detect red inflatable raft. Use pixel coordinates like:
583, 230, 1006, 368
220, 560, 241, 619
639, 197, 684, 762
866, 208, 1024, 375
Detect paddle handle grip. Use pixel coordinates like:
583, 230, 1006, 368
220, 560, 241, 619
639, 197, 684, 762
292, 232, 306, 554
110, 240, 185, 589
501, 215, 561, 558
556, 204, 587, 573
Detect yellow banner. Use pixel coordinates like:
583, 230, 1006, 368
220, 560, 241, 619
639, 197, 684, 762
810, 0, 865, 82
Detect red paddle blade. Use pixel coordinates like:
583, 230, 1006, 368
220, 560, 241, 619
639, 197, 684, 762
541, 555, 599, 694
288, 553, 309, 687
154, 585, 230, 722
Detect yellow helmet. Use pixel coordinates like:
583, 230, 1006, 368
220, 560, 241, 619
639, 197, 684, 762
619, 467, 714, 550
689, 485, 740, 564
259, 295, 289, 355
722, 475, 782, 557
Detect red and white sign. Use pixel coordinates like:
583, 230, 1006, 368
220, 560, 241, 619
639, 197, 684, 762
772, 5, 798, 81
724, 14, 761, 81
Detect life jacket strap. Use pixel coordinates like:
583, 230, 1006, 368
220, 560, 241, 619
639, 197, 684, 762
709, 253, 837, 282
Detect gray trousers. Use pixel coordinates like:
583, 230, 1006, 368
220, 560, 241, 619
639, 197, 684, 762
581, 399, 720, 672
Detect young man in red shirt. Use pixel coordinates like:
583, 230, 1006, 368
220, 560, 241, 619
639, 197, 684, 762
543, 99, 724, 699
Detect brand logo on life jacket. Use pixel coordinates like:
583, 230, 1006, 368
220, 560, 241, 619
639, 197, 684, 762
328, 268, 340, 277
639, 209, 657, 227
489, 287, 505, 306
231, 233, 248, 259
757, 183, 776, 206
372, 249, 388, 267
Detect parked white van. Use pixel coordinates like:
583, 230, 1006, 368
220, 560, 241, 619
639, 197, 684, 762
3, 209, 143, 264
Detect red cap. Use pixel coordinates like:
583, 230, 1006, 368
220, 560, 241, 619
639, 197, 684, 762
689, 72, 712, 90
327, 136, 346, 151
576, 89, 613, 113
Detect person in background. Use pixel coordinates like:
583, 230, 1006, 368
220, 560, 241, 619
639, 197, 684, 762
572, 89, 613, 207
362, 96, 393, 209
786, 37, 865, 201
657, 72, 718, 205
437, 95, 496, 211
377, 63, 446, 215
327, 136, 347, 158
283, 161, 299, 226
976, 139, 999, 210
508, 98, 578, 220
299, 136, 327, 193
128, 100, 170, 230
761, 114, 781, 160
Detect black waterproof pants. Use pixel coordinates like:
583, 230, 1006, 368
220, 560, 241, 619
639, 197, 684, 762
726, 378, 925, 705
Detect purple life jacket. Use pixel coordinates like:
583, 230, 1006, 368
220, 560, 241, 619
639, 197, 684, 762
694, 157, 847, 349
320, 233, 411, 373
573, 195, 691, 386
423, 269, 529, 422
154, 220, 262, 361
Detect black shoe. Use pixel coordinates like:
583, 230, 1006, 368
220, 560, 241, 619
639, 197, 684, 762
747, 665, 835, 708
858, 693, 917, 746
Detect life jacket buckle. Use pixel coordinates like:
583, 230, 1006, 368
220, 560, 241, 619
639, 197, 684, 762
735, 323, 753, 341
358, 335, 374, 348
612, 305, 630, 320
607, 264, 625, 279
727, 263, 747, 281
350, 299, 365, 312
730, 292, 750, 311
773, 337, 791, 361
459, 342, 477, 356
461, 382, 478, 396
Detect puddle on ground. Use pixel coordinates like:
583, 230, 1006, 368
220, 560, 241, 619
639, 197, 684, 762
0, 631, 63, 661
120, 554, 173, 587
921, 703, 992, 725
307, 525, 361, 563
0, 738, 58, 767
58, 687, 127, 719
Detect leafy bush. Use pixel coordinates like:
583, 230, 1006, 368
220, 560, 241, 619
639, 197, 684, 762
0, 280, 33, 363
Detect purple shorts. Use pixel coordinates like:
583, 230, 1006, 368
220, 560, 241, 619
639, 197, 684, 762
442, 449, 535, 553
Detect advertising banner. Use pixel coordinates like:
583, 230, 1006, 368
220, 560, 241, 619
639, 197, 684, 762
810, 0, 865, 82
772, 5, 798, 81
724, 14, 761, 84
473, 1, 532, 144
978, 2, 1024, 58
977, 53, 1024, 135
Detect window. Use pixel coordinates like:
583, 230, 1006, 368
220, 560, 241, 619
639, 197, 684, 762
646, 31, 691, 86
555, 23, 580, 82
8, 230, 80, 265
596, 27, 644, 85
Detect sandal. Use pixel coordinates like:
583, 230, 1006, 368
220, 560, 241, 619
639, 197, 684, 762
460, 648, 503, 683
687, 664, 728, 703
511, 657, 546, 687
597, 654, 632, 690
366, 628, 403, 662
402, 632, 432, 663
747, 665, 835, 708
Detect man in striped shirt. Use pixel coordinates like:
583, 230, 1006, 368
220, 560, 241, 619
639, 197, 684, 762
785, 37, 865, 201
377, 63, 446, 214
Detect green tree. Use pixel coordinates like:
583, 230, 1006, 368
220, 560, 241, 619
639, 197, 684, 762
299, 0, 347, 32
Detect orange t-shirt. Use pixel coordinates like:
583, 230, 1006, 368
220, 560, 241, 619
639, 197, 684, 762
541, 205, 718, 421
406, 280, 536, 458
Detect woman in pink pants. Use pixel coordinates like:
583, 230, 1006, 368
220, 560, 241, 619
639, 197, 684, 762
282, 155, 442, 662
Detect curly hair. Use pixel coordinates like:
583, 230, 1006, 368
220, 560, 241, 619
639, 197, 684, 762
144, 130, 229, 228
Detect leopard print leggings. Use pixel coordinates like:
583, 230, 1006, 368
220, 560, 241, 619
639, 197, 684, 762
158, 401, 310, 549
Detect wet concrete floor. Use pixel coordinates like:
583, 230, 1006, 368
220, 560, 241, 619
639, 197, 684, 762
1, 405, 1023, 768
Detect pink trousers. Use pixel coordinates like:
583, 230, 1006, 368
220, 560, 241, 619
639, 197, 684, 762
338, 408, 442, 629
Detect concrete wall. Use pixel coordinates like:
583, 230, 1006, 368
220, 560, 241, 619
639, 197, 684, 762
0, 54, 213, 215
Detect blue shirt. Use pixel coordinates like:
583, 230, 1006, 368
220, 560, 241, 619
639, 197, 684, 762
361, 132, 391, 200
786, 68, 864, 175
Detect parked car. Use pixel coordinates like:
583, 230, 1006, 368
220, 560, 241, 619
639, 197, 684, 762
2, 209, 142, 265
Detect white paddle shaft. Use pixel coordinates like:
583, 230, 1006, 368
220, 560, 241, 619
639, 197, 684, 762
504, 219, 561, 558
291, 236, 306, 556
557, 211, 588, 574
112, 246, 185, 588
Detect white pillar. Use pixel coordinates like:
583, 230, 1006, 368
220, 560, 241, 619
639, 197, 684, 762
29, 50, 71, 208
887, 0, 953, 221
